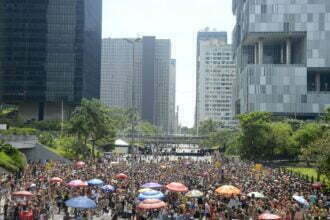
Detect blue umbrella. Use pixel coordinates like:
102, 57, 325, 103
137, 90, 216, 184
138, 190, 164, 201
87, 179, 104, 186
65, 196, 96, 209
141, 182, 162, 188
101, 185, 115, 192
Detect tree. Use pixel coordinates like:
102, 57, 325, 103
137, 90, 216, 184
293, 123, 323, 149
237, 112, 272, 161
267, 122, 296, 159
198, 119, 222, 136
301, 130, 330, 179
66, 99, 117, 158
137, 121, 158, 136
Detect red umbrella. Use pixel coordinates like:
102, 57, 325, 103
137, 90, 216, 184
166, 182, 188, 192
12, 191, 33, 197
258, 213, 281, 220
312, 182, 322, 189
75, 161, 85, 168
116, 173, 128, 180
67, 180, 88, 187
137, 199, 167, 210
50, 177, 63, 183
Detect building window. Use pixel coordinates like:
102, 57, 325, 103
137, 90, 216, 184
261, 4, 267, 14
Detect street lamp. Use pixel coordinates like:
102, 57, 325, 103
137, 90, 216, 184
124, 38, 141, 150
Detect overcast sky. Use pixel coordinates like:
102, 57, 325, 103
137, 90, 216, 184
102, 0, 235, 127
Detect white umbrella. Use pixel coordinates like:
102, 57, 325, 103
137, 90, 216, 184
247, 192, 266, 198
293, 195, 309, 206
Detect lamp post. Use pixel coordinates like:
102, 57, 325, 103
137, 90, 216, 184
124, 38, 141, 151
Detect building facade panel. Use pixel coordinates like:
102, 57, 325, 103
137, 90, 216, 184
233, 0, 330, 118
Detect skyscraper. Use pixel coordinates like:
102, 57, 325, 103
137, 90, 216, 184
101, 37, 176, 133
0, 0, 102, 120
232, 0, 330, 118
196, 31, 237, 129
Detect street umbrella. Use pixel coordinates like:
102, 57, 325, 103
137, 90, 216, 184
12, 191, 33, 197
65, 196, 96, 209
215, 185, 241, 197
137, 199, 166, 210
186, 190, 204, 198
67, 180, 88, 187
116, 173, 128, 180
50, 177, 63, 183
166, 182, 188, 192
258, 213, 281, 220
312, 182, 323, 189
247, 192, 266, 199
138, 188, 153, 193
293, 195, 309, 206
87, 179, 104, 186
75, 161, 85, 168
101, 185, 115, 193
141, 182, 162, 188
138, 190, 164, 201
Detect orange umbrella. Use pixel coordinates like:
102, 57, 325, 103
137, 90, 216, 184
116, 173, 128, 180
12, 191, 33, 197
50, 177, 63, 183
215, 185, 241, 197
258, 213, 281, 220
166, 182, 188, 192
137, 199, 167, 210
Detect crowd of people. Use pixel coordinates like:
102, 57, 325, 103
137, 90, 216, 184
0, 153, 329, 220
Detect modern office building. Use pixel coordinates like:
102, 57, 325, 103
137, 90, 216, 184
0, 0, 102, 121
196, 31, 237, 129
232, 0, 330, 118
101, 37, 176, 133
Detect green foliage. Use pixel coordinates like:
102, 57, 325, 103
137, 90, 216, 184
224, 132, 241, 155
137, 121, 158, 136
286, 167, 329, 185
180, 126, 196, 136
301, 130, 330, 179
38, 132, 56, 148
323, 107, 330, 123
0, 127, 37, 135
29, 120, 62, 131
0, 140, 26, 172
198, 119, 222, 136
293, 123, 323, 149
237, 112, 272, 161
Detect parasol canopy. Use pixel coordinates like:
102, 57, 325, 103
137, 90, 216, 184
12, 191, 33, 197
185, 190, 204, 198
116, 173, 128, 180
101, 185, 115, 193
138, 190, 164, 201
166, 182, 188, 192
138, 188, 153, 193
215, 185, 241, 197
87, 179, 104, 186
141, 182, 162, 188
137, 199, 167, 210
50, 177, 63, 183
67, 180, 88, 187
292, 195, 309, 206
247, 192, 266, 198
65, 196, 96, 209
258, 213, 282, 220
75, 161, 85, 168
312, 182, 323, 189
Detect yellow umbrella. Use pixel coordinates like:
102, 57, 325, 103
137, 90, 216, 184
215, 185, 241, 197
138, 188, 153, 193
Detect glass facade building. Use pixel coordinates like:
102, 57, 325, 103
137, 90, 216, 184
0, 0, 102, 120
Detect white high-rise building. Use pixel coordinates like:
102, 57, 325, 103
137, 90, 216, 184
196, 31, 237, 129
